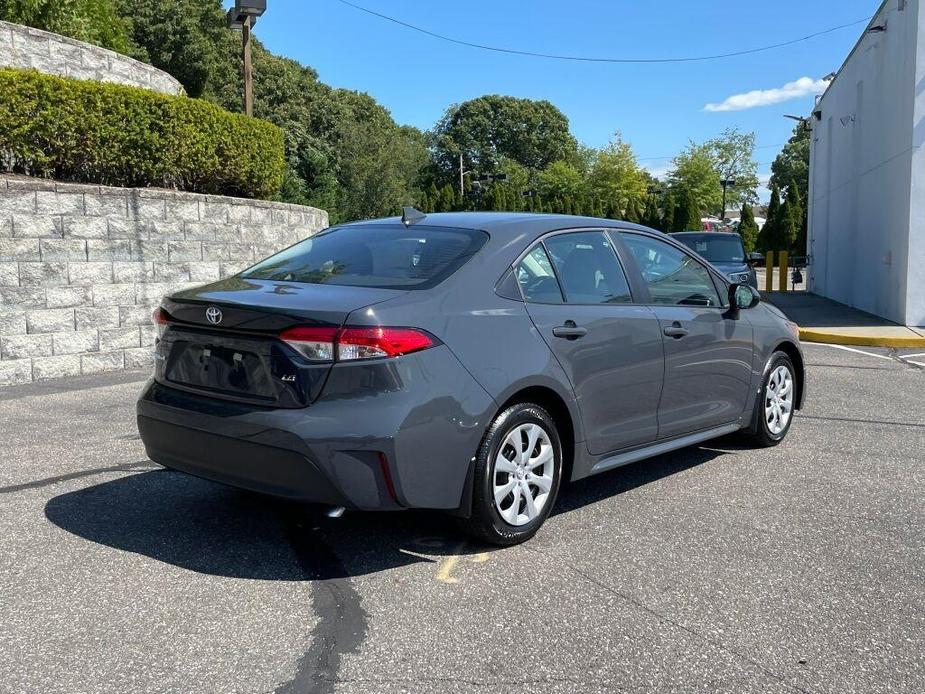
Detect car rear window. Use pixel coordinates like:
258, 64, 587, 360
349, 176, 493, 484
241, 224, 489, 289
674, 235, 745, 263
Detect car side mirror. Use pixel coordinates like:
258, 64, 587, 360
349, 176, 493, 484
729, 283, 760, 310
747, 252, 763, 266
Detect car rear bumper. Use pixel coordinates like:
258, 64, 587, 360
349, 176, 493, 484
136, 345, 496, 511
137, 414, 348, 506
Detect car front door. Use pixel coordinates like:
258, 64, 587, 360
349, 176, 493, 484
618, 231, 753, 439
516, 230, 664, 455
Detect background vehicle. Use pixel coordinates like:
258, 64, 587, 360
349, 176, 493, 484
671, 231, 759, 288
138, 212, 804, 545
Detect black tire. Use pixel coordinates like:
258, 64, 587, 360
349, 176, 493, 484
744, 351, 797, 447
457, 402, 563, 546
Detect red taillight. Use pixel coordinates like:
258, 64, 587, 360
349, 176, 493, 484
338, 327, 435, 360
153, 307, 170, 338
279, 326, 436, 362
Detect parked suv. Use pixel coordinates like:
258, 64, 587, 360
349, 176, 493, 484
672, 231, 759, 288
137, 212, 804, 545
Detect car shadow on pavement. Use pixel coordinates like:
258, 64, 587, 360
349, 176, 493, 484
44, 436, 742, 581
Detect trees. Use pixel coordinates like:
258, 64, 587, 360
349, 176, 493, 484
738, 203, 759, 253
431, 95, 577, 182
587, 133, 649, 220
642, 196, 662, 230
705, 127, 759, 213
758, 185, 782, 252
770, 124, 810, 210
538, 160, 584, 201
668, 142, 721, 218
673, 189, 702, 232
0, 0, 132, 52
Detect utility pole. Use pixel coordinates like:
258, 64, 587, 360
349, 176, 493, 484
226, 1, 266, 117
242, 15, 253, 117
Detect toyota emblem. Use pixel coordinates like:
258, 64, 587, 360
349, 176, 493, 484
205, 306, 223, 325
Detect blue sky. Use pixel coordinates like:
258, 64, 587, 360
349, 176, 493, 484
247, 0, 879, 197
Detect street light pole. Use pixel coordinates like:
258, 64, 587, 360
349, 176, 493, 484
226, 1, 266, 117
242, 15, 253, 117
720, 178, 736, 224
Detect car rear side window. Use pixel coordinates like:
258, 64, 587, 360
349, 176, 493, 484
516, 245, 564, 303
543, 231, 632, 304
242, 224, 488, 290
620, 232, 721, 307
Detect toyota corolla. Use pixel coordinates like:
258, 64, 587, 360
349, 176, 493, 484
137, 211, 805, 545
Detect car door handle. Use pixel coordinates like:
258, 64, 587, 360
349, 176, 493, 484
663, 324, 689, 339
552, 325, 587, 339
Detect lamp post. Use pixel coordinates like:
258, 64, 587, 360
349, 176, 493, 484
227, 1, 267, 117
720, 177, 736, 225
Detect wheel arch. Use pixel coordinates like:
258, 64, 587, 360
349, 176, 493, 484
773, 340, 805, 410
451, 381, 580, 518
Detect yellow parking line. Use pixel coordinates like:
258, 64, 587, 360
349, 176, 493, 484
435, 545, 465, 584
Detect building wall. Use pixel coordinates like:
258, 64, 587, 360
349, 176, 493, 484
909, 0, 925, 325
808, 0, 924, 326
0, 20, 183, 95
0, 177, 328, 386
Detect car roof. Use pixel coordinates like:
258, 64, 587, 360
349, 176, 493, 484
340, 212, 658, 236
671, 231, 741, 239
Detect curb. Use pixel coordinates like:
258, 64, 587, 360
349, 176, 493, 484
799, 328, 925, 348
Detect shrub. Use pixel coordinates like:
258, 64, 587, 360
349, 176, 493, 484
0, 68, 285, 199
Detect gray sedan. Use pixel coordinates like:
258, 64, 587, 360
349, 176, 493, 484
138, 211, 805, 545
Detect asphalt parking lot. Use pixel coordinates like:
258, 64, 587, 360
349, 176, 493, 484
1, 343, 924, 694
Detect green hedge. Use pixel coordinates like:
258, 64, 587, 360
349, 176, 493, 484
0, 68, 285, 199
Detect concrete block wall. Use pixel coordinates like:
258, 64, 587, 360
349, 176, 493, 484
0, 20, 183, 95
0, 176, 328, 386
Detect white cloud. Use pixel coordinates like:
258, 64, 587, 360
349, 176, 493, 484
704, 77, 828, 113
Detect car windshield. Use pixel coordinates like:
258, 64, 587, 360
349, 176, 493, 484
674, 235, 745, 263
242, 224, 488, 289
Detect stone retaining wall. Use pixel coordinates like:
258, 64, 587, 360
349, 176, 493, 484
0, 20, 183, 95
0, 176, 328, 386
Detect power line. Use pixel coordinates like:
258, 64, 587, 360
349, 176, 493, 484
334, 0, 871, 65
637, 143, 786, 162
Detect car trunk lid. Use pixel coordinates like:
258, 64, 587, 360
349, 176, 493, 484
154, 277, 404, 407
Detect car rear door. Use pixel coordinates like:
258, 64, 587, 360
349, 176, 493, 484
617, 231, 753, 439
517, 230, 664, 455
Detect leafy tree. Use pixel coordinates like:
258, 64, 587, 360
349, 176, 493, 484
661, 193, 675, 232
0, 0, 132, 52
786, 177, 806, 255
758, 185, 782, 252
538, 160, 583, 200
770, 124, 810, 211
705, 127, 759, 212
641, 196, 662, 229
779, 198, 799, 253
738, 203, 759, 253
588, 133, 648, 218
668, 142, 721, 217
432, 95, 577, 181
673, 188, 701, 232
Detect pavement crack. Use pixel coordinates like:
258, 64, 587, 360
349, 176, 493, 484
0, 461, 160, 494
274, 515, 368, 694
519, 544, 817, 694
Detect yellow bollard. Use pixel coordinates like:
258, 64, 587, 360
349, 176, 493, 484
765, 251, 774, 293
778, 251, 789, 293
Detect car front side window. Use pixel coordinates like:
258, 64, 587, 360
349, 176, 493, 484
620, 233, 721, 307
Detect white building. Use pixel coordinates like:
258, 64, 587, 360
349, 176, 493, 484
808, 0, 924, 327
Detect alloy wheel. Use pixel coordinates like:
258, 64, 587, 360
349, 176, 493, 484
765, 364, 794, 435
493, 423, 555, 526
